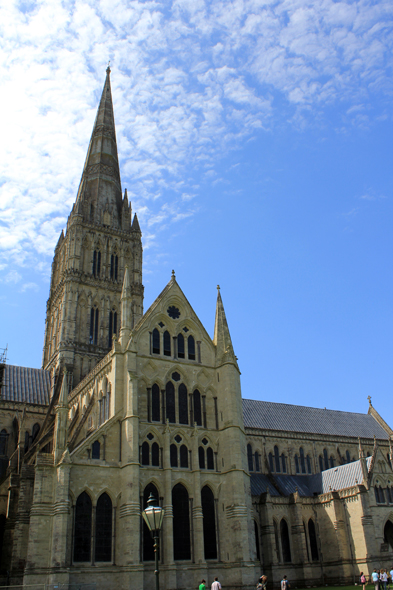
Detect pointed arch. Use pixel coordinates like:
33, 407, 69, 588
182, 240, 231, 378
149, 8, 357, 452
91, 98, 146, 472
166, 381, 175, 423
151, 383, 160, 422
202, 485, 217, 559
179, 383, 188, 425
163, 330, 171, 356
188, 335, 195, 360
193, 389, 202, 426
152, 328, 160, 354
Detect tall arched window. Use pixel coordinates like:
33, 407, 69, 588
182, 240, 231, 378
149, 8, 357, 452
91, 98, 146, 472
95, 493, 112, 562
90, 307, 99, 345
32, 423, 40, 442
0, 430, 8, 456
108, 310, 118, 347
152, 383, 160, 422
323, 449, 329, 470
319, 456, 323, 471
255, 452, 260, 472
273, 519, 280, 562
268, 452, 274, 472
308, 519, 319, 561
303, 521, 310, 561
300, 448, 306, 473
193, 390, 202, 426
199, 446, 205, 469
179, 384, 188, 424
295, 455, 300, 474
202, 486, 217, 559
152, 329, 160, 354
177, 333, 185, 359
306, 455, 312, 474
92, 250, 101, 277
247, 444, 253, 472
141, 442, 149, 465
74, 492, 92, 562
110, 254, 118, 281
254, 520, 261, 561
152, 442, 160, 467
274, 445, 281, 473
170, 444, 178, 467
346, 450, 351, 463
180, 445, 188, 468
329, 456, 335, 468
207, 447, 214, 470
163, 331, 171, 356
172, 484, 191, 560
166, 381, 175, 423
281, 454, 287, 473
188, 336, 195, 360
143, 483, 160, 561
280, 519, 291, 563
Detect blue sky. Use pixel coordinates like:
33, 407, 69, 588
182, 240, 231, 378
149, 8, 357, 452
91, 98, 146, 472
0, 0, 392, 419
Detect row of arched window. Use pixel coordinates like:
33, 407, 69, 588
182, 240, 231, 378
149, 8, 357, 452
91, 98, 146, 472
89, 307, 118, 347
272, 517, 319, 563
73, 483, 218, 563
147, 382, 206, 427
92, 250, 118, 282
140, 440, 215, 471
269, 446, 287, 474
151, 329, 199, 362
375, 486, 393, 504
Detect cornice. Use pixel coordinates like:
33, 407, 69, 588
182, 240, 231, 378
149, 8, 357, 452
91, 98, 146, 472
244, 427, 390, 446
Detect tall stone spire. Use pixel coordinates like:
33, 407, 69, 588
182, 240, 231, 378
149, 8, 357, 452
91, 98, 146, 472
73, 66, 124, 228
213, 286, 238, 369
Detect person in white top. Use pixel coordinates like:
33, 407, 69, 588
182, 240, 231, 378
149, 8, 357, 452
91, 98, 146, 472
211, 577, 222, 590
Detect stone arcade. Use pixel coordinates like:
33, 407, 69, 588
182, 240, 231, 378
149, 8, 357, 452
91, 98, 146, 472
0, 69, 392, 590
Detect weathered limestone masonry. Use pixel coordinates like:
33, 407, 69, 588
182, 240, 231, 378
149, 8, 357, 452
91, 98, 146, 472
0, 68, 393, 590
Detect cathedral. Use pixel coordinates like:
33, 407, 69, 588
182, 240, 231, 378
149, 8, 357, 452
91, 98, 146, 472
0, 68, 392, 590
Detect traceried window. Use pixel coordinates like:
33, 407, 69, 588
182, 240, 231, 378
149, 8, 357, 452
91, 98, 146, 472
179, 383, 188, 424
74, 492, 92, 562
95, 493, 112, 562
188, 335, 195, 360
163, 331, 171, 356
178, 333, 185, 359
152, 383, 160, 422
152, 328, 160, 355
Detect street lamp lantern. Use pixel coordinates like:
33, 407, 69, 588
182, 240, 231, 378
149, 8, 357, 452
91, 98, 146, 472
142, 493, 164, 590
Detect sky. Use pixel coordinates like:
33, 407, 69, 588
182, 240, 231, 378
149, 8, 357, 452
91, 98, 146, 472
0, 0, 392, 420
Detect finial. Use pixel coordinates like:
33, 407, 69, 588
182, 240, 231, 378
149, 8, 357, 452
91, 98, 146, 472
217, 285, 220, 291
106, 60, 111, 74
367, 395, 372, 406
172, 270, 175, 278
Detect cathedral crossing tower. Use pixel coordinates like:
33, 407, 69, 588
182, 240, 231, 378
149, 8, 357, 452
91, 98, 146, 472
42, 68, 144, 387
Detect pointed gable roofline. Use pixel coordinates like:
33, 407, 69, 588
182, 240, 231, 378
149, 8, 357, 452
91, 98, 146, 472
131, 272, 213, 346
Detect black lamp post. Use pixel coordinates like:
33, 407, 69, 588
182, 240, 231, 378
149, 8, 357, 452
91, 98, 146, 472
142, 493, 164, 590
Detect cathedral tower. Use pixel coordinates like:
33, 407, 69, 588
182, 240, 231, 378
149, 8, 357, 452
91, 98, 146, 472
42, 67, 144, 387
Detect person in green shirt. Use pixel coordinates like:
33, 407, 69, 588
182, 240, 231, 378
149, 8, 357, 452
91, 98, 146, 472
199, 580, 207, 590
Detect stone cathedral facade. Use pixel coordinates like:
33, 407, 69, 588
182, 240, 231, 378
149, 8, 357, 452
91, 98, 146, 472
0, 70, 393, 590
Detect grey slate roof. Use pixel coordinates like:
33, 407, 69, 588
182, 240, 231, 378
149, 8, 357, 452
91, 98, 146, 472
243, 399, 389, 439
0, 365, 51, 405
253, 457, 373, 498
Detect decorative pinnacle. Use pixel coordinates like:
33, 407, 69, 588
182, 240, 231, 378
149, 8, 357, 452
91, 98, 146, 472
217, 285, 220, 291
172, 270, 175, 278
367, 395, 372, 406
106, 61, 111, 74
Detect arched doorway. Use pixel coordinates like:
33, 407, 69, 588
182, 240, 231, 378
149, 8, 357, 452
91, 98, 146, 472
384, 520, 393, 549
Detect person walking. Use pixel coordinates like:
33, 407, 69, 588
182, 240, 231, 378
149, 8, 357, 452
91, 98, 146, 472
211, 577, 222, 590
199, 580, 207, 590
360, 571, 366, 590
390, 567, 393, 590
381, 570, 388, 590
372, 569, 380, 590
281, 576, 290, 590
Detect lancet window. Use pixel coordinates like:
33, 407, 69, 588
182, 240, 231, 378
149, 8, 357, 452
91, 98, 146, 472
90, 306, 99, 345
108, 310, 118, 347
172, 483, 191, 560
92, 250, 101, 277
110, 254, 118, 281
308, 519, 319, 561
74, 492, 92, 562
280, 519, 292, 563
202, 486, 217, 559
95, 493, 112, 562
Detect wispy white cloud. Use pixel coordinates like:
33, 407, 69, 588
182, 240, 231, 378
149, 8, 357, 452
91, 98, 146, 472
0, 0, 392, 276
